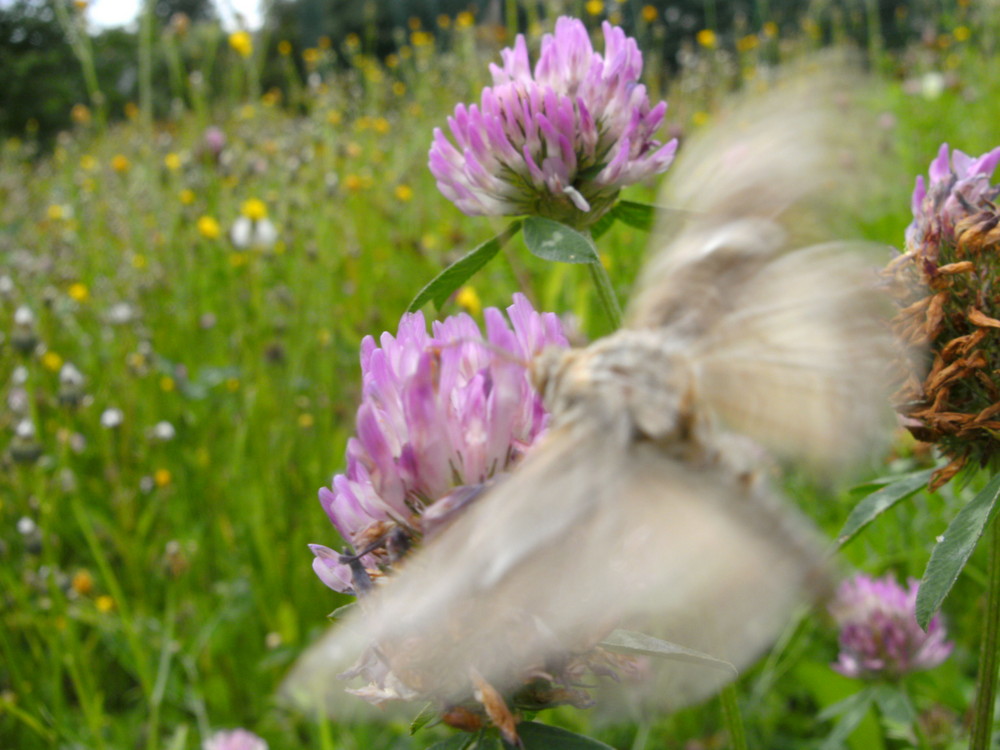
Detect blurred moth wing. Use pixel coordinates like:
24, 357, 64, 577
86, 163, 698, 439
283, 62, 895, 718
282, 422, 828, 714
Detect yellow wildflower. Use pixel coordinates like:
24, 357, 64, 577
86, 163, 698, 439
164, 152, 182, 171
72, 570, 94, 596
374, 117, 390, 134
641, 5, 658, 22
160, 375, 175, 392
696, 29, 717, 48
385, 53, 399, 69
317, 35, 331, 49
229, 30, 253, 58
344, 174, 363, 192
241, 198, 267, 220
70, 104, 91, 125
46, 204, 64, 221
132, 254, 147, 269
407, 16, 422, 30
954, 26, 970, 42
298, 413, 315, 429
197, 216, 221, 239
68, 283, 88, 302
111, 154, 130, 173
392, 81, 406, 96
302, 48, 320, 66
124, 102, 138, 120
42, 351, 63, 372
96, 595, 115, 613
762, 21, 778, 38
585, 0, 604, 15
437, 14, 451, 28
154, 468, 172, 487
395, 184, 414, 202
278, 40, 292, 56
326, 110, 343, 125
80, 154, 97, 171
411, 31, 433, 47
456, 286, 482, 316
737, 34, 759, 52
455, 11, 474, 28
225, 377, 240, 392
179, 188, 195, 205
692, 110, 710, 126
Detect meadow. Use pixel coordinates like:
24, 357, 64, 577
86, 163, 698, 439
3, 4, 1000, 748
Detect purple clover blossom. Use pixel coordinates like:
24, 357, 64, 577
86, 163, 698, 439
829, 574, 953, 681
905, 142, 1000, 264
311, 293, 567, 594
429, 16, 677, 227
202, 729, 267, 750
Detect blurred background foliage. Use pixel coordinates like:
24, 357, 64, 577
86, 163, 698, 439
0, 0, 985, 145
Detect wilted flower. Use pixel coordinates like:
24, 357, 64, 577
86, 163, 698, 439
428, 16, 676, 226
203, 728, 267, 750
882, 143, 1000, 487
830, 574, 952, 680
312, 293, 567, 595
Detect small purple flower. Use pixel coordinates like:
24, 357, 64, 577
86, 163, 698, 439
203, 729, 267, 750
829, 574, 953, 680
312, 293, 567, 594
905, 142, 1000, 263
429, 16, 676, 226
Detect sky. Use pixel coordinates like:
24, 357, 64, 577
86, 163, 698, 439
85, 0, 262, 30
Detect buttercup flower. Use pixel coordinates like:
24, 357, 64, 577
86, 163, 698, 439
882, 143, 1000, 487
429, 16, 676, 226
312, 293, 567, 595
830, 574, 952, 680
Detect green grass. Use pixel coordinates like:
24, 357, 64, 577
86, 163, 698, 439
2, 9, 1000, 749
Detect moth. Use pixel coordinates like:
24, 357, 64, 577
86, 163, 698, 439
283, 66, 894, 724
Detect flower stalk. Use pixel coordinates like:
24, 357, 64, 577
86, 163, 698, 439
587, 256, 623, 329
971, 513, 1000, 750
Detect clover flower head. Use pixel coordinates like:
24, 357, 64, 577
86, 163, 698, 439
906, 142, 1000, 262
311, 293, 567, 595
429, 16, 676, 227
883, 143, 1000, 487
203, 729, 267, 750
830, 574, 952, 680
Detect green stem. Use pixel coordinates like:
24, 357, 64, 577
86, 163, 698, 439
586, 259, 623, 330
720, 683, 749, 750
971, 513, 1000, 749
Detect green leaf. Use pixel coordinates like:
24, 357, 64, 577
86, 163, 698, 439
509, 722, 616, 749
818, 688, 876, 750
600, 629, 737, 675
522, 217, 599, 264
837, 468, 936, 547
611, 200, 657, 231
427, 733, 476, 750
409, 702, 438, 735
870, 685, 917, 726
916, 472, 1000, 628
408, 221, 522, 312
